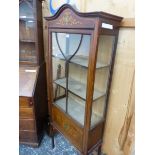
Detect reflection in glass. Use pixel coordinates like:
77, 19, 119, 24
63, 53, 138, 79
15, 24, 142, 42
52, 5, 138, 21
19, 20, 35, 41
52, 32, 91, 126
90, 35, 115, 128
19, 0, 34, 19
19, 0, 36, 63
19, 42, 36, 62
52, 33, 90, 63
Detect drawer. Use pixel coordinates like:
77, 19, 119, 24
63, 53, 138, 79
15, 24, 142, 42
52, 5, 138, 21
52, 106, 83, 151
19, 130, 37, 143
19, 97, 33, 108
19, 107, 34, 119
19, 119, 35, 131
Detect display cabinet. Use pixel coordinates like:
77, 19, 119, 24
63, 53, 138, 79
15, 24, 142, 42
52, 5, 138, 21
45, 4, 123, 154
19, 0, 48, 147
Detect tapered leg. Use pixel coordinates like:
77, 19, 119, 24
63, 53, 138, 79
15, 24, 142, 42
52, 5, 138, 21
51, 126, 55, 149
51, 134, 55, 148
97, 145, 101, 155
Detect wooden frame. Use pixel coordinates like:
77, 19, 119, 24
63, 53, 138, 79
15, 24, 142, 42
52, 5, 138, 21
45, 4, 123, 154
19, 0, 48, 147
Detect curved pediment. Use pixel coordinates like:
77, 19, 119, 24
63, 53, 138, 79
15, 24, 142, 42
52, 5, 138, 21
45, 4, 122, 21
45, 4, 123, 29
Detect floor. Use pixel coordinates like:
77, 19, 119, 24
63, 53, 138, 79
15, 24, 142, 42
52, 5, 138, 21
19, 133, 80, 155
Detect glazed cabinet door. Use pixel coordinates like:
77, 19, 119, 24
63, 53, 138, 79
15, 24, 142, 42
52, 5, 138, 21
19, 0, 37, 63
50, 31, 92, 127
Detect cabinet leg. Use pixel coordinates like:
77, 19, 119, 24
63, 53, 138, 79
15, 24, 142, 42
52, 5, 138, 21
51, 126, 55, 149
97, 145, 101, 155
51, 134, 55, 149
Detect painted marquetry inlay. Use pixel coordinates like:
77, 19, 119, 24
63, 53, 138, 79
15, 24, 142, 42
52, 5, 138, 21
56, 11, 81, 25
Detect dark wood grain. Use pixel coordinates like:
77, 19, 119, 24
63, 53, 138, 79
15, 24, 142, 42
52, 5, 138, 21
19, 107, 34, 119
19, 0, 48, 147
88, 121, 104, 150
19, 64, 48, 147
19, 96, 33, 107
19, 119, 36, 131
19, 130, 38, 144
33, 63, 48, 144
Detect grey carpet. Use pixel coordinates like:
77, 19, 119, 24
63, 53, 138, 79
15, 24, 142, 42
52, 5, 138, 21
19, 133, 80, 155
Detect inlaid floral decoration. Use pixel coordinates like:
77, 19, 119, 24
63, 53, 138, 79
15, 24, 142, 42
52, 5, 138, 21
56, 11, 81, 25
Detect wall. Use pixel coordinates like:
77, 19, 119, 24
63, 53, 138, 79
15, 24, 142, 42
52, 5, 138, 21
42, 1, 135, 155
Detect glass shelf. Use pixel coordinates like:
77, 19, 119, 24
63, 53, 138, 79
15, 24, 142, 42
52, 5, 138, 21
54, 77, 106, 101
19, 55, 36, 62
20, 39, 36, 43
52, 54, 110, 68
55, 96, 102, 127
19, 41, 37, 63
19, 17, 35, 22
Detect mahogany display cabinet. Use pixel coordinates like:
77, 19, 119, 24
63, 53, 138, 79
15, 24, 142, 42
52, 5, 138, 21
45, 4, 123, 154
19, 0, 48, 147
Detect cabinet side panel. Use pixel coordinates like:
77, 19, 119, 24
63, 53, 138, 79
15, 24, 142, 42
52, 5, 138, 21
33, 63, 48, 142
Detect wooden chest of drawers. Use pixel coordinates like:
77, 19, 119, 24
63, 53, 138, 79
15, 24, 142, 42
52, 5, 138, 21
19, 65, 48, 147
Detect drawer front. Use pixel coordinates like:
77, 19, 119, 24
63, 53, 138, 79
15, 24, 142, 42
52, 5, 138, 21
19, 130, 37, 143
19, 119, 35, 131
19, 108, 34, 119
52, 106, 83, 151
19, 97, 33, 108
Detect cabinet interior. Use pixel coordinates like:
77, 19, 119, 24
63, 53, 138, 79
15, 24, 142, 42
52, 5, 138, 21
52, 33, 115, 128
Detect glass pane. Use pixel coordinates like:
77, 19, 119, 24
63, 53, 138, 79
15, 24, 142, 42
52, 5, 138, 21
67, 93, 85, 126
19, 20, 36, 62
19, 20, 35, 41
68, 63, 88, 100
53, 33, 90, 61
90, 35, 115, 128
52, 32, 91, 127
19, 0, 34, 19
19, 42, 37, 63
52, 58, 66, 101
19, 0, 36, 63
